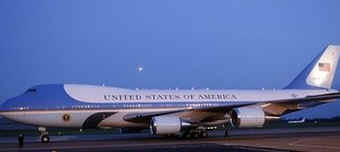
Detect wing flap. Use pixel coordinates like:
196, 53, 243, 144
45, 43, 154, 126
123, 109, 187, 123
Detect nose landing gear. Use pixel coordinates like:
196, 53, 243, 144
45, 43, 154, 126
38, 127, 50, 143
41, 134, 50, 143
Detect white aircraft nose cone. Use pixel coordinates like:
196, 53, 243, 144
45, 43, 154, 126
0, 102, 5, 114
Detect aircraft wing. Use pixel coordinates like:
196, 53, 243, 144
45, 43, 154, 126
123, 103, 254, 123
123, 109, 187, 123
123, 92, 340, 123
270, 92, 340, 104
258, 92, 340, 116
202, 91, 340, 112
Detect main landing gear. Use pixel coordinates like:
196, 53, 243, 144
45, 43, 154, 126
38, 127, 50, 143
180, 129, 209, 139
224, 130, 229, 137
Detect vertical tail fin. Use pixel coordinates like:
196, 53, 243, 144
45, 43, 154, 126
286, 45, 340, 89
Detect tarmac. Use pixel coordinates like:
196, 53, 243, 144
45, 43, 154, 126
0, 127, 339, 152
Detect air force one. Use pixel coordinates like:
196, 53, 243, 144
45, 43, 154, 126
1, 45, 340, 143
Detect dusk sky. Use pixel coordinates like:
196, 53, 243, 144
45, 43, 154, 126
0, 0, 339, 118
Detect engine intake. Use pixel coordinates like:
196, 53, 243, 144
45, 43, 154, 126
150, 116, 191, 135
230, 106, 265, 128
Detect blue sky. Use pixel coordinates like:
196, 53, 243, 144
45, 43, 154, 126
0, 0, 339, 118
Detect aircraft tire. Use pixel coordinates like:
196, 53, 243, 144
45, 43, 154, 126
41, 135, 50, 143
224, 130, 229, 137
202, 131, 208, 137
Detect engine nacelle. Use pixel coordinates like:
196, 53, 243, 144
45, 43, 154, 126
150, 116, 191, 135
230, 106, 265, 128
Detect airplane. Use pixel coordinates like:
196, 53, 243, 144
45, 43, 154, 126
287, 117, 306, 124
1, 45, 340, 143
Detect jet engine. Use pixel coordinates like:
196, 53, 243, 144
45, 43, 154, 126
149, 116, 191, 135
230, 106, 266, 128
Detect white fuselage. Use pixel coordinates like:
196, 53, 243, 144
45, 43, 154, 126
0, 84, 335, 129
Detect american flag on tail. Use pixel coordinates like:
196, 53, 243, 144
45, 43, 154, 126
318, 62, 331, 72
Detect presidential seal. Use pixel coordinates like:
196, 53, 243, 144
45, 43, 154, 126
62, 114, 71, 122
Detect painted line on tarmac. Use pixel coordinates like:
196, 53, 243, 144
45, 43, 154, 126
221, 143, 293, 152
288, 138, 340, 151
0, 142, 205, 152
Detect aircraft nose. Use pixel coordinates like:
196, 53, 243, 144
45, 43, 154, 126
0, 100, 9, 115
0, 98, 29, 124
0, 97, 27, 121
0, 99, 11, 112
0, 102, 4, 112
0, 97, 23, 112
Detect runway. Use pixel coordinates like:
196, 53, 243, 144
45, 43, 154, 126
0, 127, 340, 152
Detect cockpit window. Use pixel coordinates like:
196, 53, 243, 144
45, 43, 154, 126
25, 88, 37, 93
